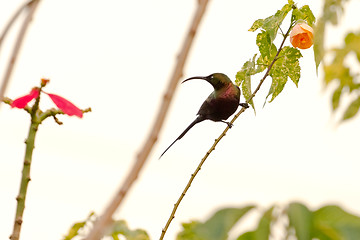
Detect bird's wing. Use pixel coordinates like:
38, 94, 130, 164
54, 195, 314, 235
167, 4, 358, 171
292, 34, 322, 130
197, 93, 216, 116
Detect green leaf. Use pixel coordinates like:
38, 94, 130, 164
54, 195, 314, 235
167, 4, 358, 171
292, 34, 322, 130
109, 220, 150, 240
248, 2, 292, 42
63, 212, 95, 240
343, 96, 360, 121
331, 85, 343, 110
322, 32, 360, 121
256, 31, 277, 65
177, 221, 202, 240
345, 32, 360, 61
266, 46, 302, 103
313, 205, 360, 240
249, 19, 264, 32
254, 206, 274, 240
314, 0, 347, 70
299, 5, 316, 26
254, 206, 275, 239
177, 206, 255, 240
237, 231, 255, 240
236, 55, 257, 111
323, 0, 347, 25
237, 206, 275, 240
291, 5, 316, 26
262, 3, 293, 42
313, 17, 325, 71
288, 202, 313, 240
63, 222, 87, 240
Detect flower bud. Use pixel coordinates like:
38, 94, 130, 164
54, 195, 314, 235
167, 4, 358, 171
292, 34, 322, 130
290, 22, 314, 49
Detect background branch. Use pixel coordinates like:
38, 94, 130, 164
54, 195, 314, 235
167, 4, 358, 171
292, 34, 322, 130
0, 0, 41, 105
84, 1, 210, 240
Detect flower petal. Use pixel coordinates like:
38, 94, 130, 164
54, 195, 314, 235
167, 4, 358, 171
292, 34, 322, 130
47, 93, 83, 118
11, 88, 40, 108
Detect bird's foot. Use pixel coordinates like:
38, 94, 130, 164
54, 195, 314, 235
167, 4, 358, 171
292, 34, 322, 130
223, 121, 233, 128
239, 103, 249, 109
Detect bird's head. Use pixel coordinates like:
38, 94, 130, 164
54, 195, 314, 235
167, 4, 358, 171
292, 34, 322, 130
182, 73, 232, 90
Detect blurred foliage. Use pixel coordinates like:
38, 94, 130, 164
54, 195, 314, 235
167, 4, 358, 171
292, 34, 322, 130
177, 206, 255, 240
314, 0, 360, 121
64, 203, 360, 240
177, 203, 360, 240
63, 213, 149, 240
236, 0, 315, 110
63, 212, 95, 240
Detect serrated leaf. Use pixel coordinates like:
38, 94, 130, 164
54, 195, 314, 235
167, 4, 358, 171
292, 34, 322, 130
256, 55, 269, 73
299, 5, 316, 26
313, 205, 360, 239
267, 67, 287, 103
261, 3, 293, 42
266, 46, 302, 103
256, 31, 273, 61
249, 19, 264, 32
288, 202, 313, 240
283, 47, 302, 86
241, 76, 255, 112
292, 5, 316, 26
178, 206, 255, 240
342, 96, 360, 121
249, 2, 292, 42
236, 55, 257, 111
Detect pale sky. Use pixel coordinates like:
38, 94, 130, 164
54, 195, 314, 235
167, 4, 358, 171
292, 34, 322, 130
1, 1, 360, 240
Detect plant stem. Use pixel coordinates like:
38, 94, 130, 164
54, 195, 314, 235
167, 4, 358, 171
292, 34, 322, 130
159, 25, 293, 240
84, 1, 210, 240
10, 119, 40, 240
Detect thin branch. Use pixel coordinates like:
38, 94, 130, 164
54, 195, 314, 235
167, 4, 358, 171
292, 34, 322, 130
84, 1, 211, 240
159, 25, 293, 240
0, 1, 32, 52
0, 0, 41, 105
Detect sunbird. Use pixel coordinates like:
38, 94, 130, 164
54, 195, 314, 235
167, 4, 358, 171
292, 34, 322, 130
160, 73, 248, 158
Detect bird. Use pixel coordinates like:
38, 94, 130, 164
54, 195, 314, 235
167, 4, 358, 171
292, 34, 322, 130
159, 73, 248, 158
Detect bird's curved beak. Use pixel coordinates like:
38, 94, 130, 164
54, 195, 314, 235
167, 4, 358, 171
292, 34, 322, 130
181, 75, 210, 84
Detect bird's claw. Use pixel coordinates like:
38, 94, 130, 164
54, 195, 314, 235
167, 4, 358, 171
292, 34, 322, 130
239, 103, 249, 109
226, 122, 233, 128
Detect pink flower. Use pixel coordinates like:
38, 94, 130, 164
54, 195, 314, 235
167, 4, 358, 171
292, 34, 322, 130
46, 93, 83, 118
11, 88, 40, 108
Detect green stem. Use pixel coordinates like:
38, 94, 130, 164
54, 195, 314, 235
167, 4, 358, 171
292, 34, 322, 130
10, 86, 42, 240
10, 118, 40, 240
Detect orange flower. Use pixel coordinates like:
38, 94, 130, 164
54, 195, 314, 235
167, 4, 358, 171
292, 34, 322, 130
290, 22, 314, 49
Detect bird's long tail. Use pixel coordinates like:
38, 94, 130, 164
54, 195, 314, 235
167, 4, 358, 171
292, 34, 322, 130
159, 115, 205, 159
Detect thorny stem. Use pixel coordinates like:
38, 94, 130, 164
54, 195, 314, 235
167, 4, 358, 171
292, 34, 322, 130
4, 91, 90, 240
159, 25, 293, 240
9, 93, 41, 240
